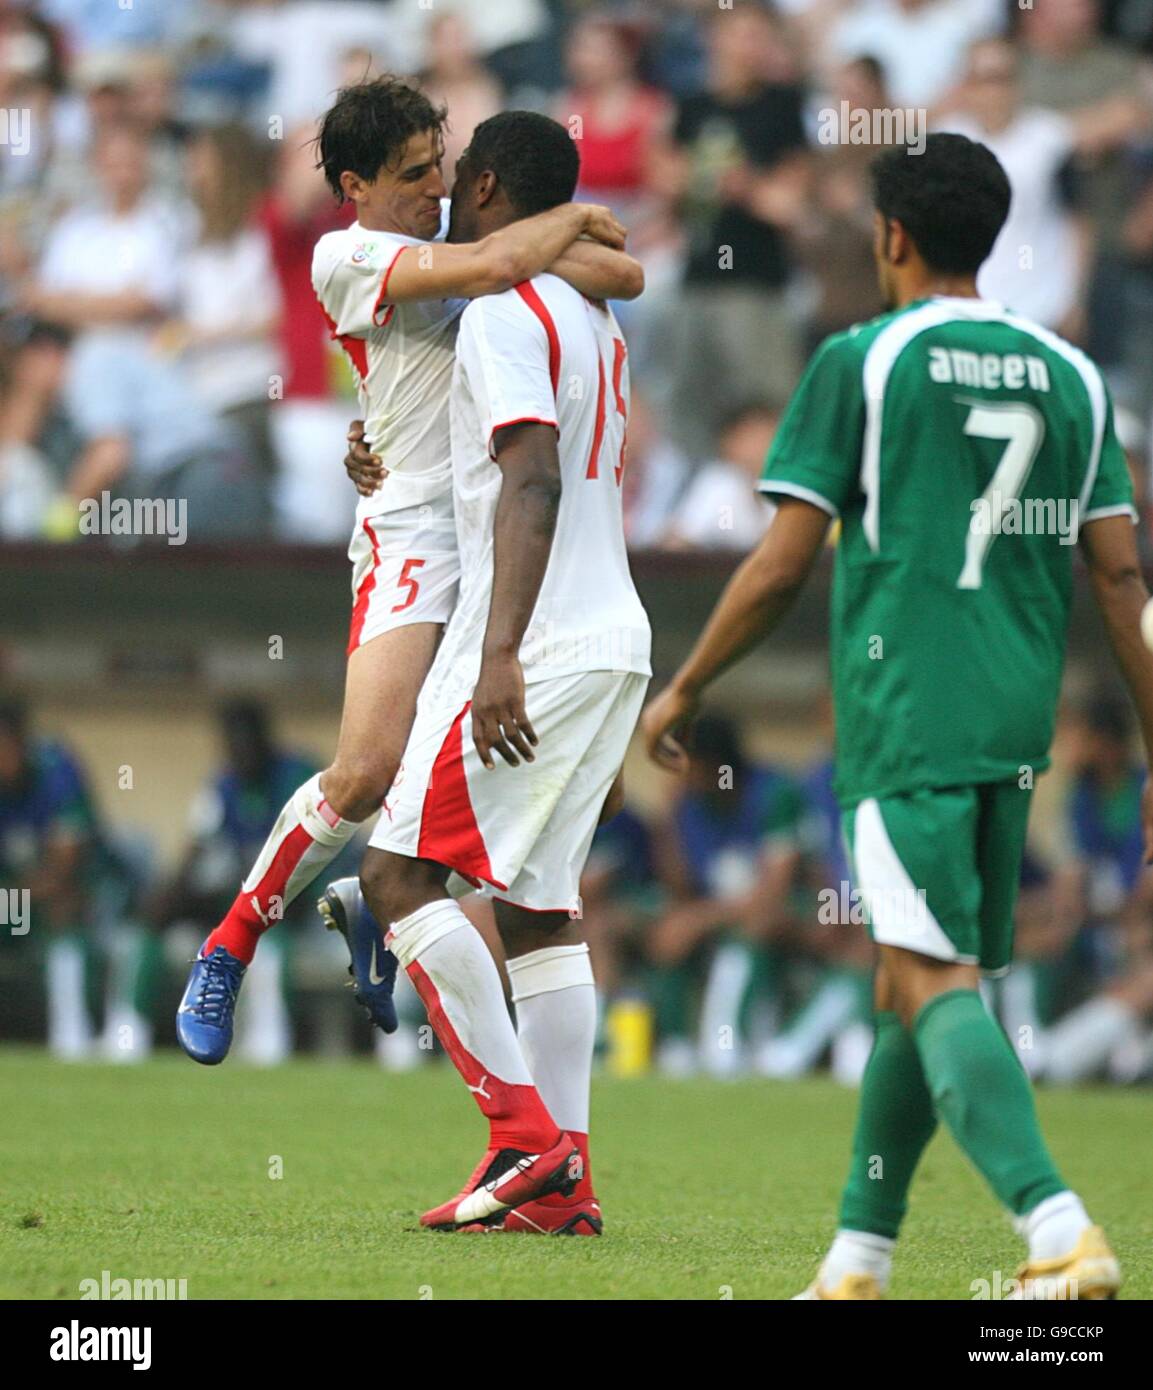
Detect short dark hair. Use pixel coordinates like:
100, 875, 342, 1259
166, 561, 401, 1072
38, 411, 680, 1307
871, 134, 1011, 276
317, 76, 448, 202
460, 111, 580, 217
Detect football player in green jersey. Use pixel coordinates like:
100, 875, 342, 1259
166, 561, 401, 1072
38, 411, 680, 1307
642, 133, 1151, 1299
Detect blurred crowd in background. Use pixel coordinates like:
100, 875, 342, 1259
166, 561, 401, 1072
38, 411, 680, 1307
1, 0, 1153, 545
5, 0, 1153, 1081
6, 685, 1153, 1086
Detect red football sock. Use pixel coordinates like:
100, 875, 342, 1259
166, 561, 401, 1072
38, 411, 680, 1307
391, 900, 562, 1153
203, 773, 357, 964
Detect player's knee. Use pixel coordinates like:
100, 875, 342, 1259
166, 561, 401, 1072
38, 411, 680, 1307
322, 757, 397, 823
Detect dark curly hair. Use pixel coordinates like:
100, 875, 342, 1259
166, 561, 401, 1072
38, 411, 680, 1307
458, 111, 580, 217
871, 134, 1011, 276
316, 76, 448, 202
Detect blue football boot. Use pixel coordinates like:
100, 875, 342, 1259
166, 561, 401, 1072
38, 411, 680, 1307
176, 944, 247, 1065
318, 877, 398, 1033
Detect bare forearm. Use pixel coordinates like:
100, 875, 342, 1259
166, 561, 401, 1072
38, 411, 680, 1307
483, 203, 592, 289
483, 463, 560, 657
551, 240, 645, 301
672, 552, 803, 698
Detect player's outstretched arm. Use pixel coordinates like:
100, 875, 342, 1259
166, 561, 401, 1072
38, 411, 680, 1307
383, 203, 626, 304
549, 240, 645, 302
472, 422, 562, 771
641, 498, 830, 771
1081, 513, 1153, 860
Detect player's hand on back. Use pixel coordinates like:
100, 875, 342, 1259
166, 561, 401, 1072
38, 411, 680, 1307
641, 683, 697, 774
581, 204, 628, 252
345, 419, 386, 497
471, 651, 538, 770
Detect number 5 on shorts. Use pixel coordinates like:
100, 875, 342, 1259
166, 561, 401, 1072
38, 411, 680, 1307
392, 557, 426, 613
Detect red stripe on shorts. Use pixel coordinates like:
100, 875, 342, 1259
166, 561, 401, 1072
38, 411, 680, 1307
347, 518, 382, 654
417, 702, 507, 890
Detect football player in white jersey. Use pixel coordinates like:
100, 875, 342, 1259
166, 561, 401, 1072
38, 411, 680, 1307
176, 79, 643, 1068
360, 112, 652, 1235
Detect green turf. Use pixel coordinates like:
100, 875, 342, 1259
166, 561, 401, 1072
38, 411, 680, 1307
0, 1046, 1148, 1300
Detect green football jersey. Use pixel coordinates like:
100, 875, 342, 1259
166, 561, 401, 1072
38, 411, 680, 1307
760, 295, 1135, 809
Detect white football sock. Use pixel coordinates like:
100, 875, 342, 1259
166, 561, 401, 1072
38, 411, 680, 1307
507, 943, 596, 1136
1044, 997, 1138, 1084
697, 940, 755, 1077
389, 900, 557, 1149
1016, 1190, 1091, 1261
47, 938, 93, 1060
239, 773, 360, 917
236, 937, 292, 1065
821, 1229, 895, 1291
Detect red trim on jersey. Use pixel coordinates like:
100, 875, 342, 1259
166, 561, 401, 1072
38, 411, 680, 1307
487, 416, 559, 461
372, 245, 409, 327
611, 338, 628, 485
347, 518, 382, 654
585, 355, 607, 480
320, 303, 369, 381
514, 281, 561, 395
417, 702, 508, 890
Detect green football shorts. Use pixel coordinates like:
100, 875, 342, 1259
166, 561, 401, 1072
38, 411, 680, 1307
842, 780, 1033, 976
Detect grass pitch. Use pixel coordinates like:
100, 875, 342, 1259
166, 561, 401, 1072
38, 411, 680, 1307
1, 1046, 1148, 1300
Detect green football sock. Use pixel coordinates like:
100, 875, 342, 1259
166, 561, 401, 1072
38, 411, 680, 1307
650, 962, 694, 1041
839, 1011, 938, 1238
914, 988, 1065, 1216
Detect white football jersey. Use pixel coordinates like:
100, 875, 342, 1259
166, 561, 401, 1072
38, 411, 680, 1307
426, 273, 652, 704
311, 201, 464, 517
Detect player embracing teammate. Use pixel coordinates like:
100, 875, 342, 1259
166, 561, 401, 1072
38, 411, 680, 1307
175, 80, 649, 1233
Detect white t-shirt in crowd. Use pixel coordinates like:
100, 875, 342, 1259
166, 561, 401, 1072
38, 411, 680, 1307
669, 460, 775, 551
937, 108, 1080, 329
178, 227, 283, 412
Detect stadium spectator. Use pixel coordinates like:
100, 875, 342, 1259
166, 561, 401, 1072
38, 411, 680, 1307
1014, 0, 1153, 366
757, 726, 874, 1086
61, 329, 267, 541
580, 802, 663, 1015
827, 0, 1001, 108
649, 1, 810, 463
260, 125, 358, 541
21, 123, 190, 346
937, 37, 1093, 336
0, 319, 75, 538
0, 696, 146, 1061
163, 123, 282, 483
661, 400, 779, 552
419, 11, 503, 184
146, 701, 335, 1066
620, 388, 691, 549
647, 714, 806, 1077
789, 55, 890, 348
1041, 692, 1153, 1083
554, 13, 672, 227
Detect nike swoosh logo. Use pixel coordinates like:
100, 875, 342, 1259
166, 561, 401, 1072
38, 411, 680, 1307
368, 941, 388, 987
